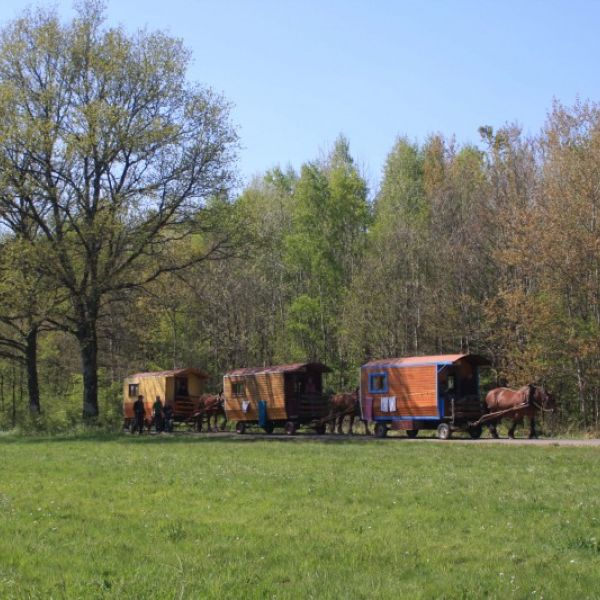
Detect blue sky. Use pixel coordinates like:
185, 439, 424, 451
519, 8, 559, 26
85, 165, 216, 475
1, 0, 599, 190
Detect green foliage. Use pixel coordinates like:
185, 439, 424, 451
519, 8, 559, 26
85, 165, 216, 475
0, 0, 238, 418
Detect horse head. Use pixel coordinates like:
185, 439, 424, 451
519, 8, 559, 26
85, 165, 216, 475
532, 385, 556, 412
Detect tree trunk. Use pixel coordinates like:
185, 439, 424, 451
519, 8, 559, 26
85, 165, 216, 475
25, 326, 41, 413
78, 321, 99, 420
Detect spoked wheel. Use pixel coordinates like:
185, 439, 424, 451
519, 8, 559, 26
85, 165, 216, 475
374, 423, 388, 438
437, 422, 452, 440
468, 424, 483, 439
235, 421, 246, 435
263, 421, 275, 434
406, 429, 419, 439
284, 421, 297, 436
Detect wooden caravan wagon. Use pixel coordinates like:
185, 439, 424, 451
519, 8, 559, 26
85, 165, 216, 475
123, 367, 209, 428
223, 362, 331, 434
360, 354, 490, 439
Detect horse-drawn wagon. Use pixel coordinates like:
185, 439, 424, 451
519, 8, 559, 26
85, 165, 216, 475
359, 354, 490, 439
123, 367, 209, 429
223, 362, 331, 434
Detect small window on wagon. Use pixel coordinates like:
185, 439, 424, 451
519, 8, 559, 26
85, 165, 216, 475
368, 373, 388, 393
231, 381, 244, 396
128, 383, 139, 397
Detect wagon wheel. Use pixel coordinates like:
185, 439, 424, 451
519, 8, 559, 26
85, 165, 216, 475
406, 429, 419, 439
436, 423, 452, 440
235, 421, 247, 435
468, 424, 482, 439
374, 423, 388, 438
284, 421, 297, 436
314, 423, 326, 435
263, 421, 275, 434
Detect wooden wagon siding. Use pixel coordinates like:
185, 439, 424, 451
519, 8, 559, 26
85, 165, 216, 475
123, 368, 208, 423
361, 365, 438, 418
223, 373, 287, 422
360, 354, 490, 430
223, 362, 331, 427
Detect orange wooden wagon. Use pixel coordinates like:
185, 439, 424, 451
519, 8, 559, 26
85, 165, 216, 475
223, 362, 331, 435
123, 367, 209, 429
359, 354, 490, 439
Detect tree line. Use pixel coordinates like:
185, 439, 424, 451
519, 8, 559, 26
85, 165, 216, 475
1, 4, 599, 431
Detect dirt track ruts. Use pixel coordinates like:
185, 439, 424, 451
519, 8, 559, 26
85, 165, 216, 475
146, 430, 600, 446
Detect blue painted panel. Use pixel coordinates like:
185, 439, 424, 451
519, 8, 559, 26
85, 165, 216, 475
368, 372, 388, 394
361, 361, 454, 369
258, 400, 267, 427
373, 416, 441, 422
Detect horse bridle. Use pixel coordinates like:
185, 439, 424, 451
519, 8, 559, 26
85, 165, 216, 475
530, 386, 554, 412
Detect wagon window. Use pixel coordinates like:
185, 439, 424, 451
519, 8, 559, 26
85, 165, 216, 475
128, 383, 139, 397
232, 381, 244, 395
369, 373, 388, 393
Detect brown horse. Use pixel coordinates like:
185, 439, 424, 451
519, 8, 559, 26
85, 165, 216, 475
327, 389, 370, 435
484, 384, 555, 439
194, 392, 227, 432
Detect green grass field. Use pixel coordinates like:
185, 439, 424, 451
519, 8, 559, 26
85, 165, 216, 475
0, 434, 599, 599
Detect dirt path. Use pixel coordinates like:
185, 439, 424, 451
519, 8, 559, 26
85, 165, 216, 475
159, 430, 600, 446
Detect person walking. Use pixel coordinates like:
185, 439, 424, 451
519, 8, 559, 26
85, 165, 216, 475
133, 395, 146, 434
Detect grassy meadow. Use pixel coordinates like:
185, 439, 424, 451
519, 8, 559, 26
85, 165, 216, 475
0, 434, 599, 599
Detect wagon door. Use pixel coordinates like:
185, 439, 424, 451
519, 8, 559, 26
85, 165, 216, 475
284, 373, 300, 420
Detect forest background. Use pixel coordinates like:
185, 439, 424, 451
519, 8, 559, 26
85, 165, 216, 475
1, 4, 600, 433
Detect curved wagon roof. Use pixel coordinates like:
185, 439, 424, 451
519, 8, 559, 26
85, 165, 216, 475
224, 362, 331, 377
126, 367, 209, 379
362, 354, 490, 368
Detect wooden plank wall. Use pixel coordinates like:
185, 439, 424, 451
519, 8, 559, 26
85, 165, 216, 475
361, 365, 438, 418
123, 376, 167, 419
187, 375, 204, 396
223, 373, 287, 422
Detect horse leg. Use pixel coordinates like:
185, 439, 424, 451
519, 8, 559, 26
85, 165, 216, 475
336, 415, 343, 434
363, 419, 371, 436
348, 415, 355, 435
488, 421, 499, 439
508, 419, 517, 439
327, 413, 335, 434
209, 414, 217, 432
529, 415, 537, 439
220, 413, 227, 431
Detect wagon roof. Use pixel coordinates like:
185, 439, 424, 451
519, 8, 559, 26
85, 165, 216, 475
362, 354, 490, 368
127, 367, 209, 379
224, 362, 331, 377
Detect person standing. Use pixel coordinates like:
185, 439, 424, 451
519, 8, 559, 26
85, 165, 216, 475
163, 403, 174, 433
153, 396, 164, 433
133, 395, 145, 434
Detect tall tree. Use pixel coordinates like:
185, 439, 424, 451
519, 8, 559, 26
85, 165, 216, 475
0, 239, 48, 412
0, 3, 237, 418
284, 136, 369, 374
